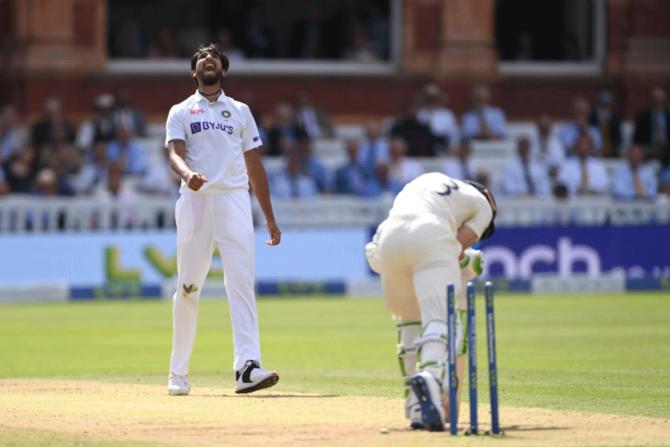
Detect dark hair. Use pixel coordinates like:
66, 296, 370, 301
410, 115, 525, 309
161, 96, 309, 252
190, 43, 230, 72
465, 180, 497, 240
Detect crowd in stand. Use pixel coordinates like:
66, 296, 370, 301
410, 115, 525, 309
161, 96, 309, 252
110, 4, 390, 63
1, 85, 669, 204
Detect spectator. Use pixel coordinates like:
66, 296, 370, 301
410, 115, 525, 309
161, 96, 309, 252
358, 120, 390, 176
500, 136, 551, 197
113, 88, 146, 137
589, 90, 623, 158
294, 90, 332, 139
385, 137, 423, 194
289, 5, 330, 59
416, 83, 459, 152
266, 102, 306, 156
33, 168, 59, 197
295, 134, 329, 193
443, 139, 476, 181
215, 28, 246, 63
106, 123, 147, 176
334, 139, 378, 197
177, 13, 209, 57
461, 85, 507, 140
659, 169, 670, 196
0, 104, 24, 164
141, 146, 179, 197
557, 134, 609, 196
559, 98, 602, 155
76, 94, 116, 149
391, 98, 437, 157
0, 166, 8, 196
245, 15, 277, 58
3, 148, 37, 193
372, 163, 394, 197
344, 21, 382, 63
633, 87, 670, 166
532, 115, 565, 180
611, 145, 658, 200
31, 98, 76, 161
47, 145, 78, 196
95, 162, 138, 229
269, 150, 318, 199
69, 141, 108, 195
147, 27, 180, 58
112, 16, 144, 58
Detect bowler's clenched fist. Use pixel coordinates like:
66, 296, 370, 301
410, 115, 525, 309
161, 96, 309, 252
186, 172, 208, 191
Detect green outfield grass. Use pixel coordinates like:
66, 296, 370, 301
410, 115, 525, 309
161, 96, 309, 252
1, 292, 669, 418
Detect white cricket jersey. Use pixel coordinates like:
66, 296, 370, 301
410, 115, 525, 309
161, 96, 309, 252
165, 90, 262, 193
388, 172, 493, 238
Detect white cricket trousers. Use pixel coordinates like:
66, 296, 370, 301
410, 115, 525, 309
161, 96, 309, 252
169, 188, 261, 375
377, 214, 463, 325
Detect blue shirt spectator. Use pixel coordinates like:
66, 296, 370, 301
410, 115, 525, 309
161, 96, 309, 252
269, 152, 318, 200
559, 98, 602, 154
334, 139, 379, 197
659, 168, 670, 195
461, 85, 507, 140
106, 124, 147, 175
557, 134, 609, 196
500, 136, 551, 197
296, 135, 329, 192
611, 145, 658, 200
357, 121, 390, 177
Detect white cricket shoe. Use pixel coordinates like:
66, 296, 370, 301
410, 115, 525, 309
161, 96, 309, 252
234, 360, 279, 394
405, 389, 425, 429
408, 371, 445, 432
167, 373, 190, 396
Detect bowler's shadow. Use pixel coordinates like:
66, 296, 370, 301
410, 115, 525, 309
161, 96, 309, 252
194, 393, 340, 399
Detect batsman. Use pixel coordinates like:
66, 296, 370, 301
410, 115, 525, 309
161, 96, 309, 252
364, 172, 496, 431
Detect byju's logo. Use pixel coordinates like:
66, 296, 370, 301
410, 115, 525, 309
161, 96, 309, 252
190, 122, 202, 134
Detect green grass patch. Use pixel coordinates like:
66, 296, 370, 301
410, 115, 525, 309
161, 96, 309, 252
1, 293, 668, 418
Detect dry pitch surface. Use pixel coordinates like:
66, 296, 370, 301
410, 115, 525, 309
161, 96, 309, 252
2, 379, 669, 447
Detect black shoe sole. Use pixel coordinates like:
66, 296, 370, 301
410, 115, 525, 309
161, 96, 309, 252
235, 374, 279, 394
409, 375, 445, 432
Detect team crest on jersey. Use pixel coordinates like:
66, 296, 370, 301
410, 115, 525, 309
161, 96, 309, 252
221, 110, 231, 119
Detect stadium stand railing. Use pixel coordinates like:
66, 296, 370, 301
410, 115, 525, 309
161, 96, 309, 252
1, 194, 668, 232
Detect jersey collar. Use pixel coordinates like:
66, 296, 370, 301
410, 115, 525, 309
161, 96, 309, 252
194, 89, 227, 104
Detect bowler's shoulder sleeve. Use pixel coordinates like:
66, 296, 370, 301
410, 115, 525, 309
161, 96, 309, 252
240, 103, 262, 152
165, 104, 186, 147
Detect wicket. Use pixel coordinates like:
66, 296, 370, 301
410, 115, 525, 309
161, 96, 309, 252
446, 280, 501, 436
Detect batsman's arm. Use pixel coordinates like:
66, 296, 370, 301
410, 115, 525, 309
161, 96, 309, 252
456, 225, 479, 259
245, 147, 281, 246
167, 139, 207, 191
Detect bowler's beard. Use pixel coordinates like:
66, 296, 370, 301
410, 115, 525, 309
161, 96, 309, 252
197, 68, 222, 87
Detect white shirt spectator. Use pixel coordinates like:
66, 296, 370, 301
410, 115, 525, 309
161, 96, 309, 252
500, 158, 551, 197
389, 158, 423, 192
558, 157, 609, 196
417, 107, 459, 150
461, 106, 508, 140
296, 106, 321, 139
531, 131, 565, 168
611, 162, 658, 200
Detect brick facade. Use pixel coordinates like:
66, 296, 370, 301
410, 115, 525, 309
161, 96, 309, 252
1, 0, 668, 123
